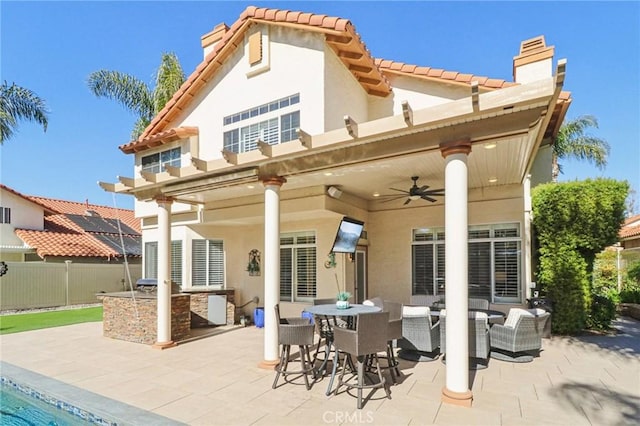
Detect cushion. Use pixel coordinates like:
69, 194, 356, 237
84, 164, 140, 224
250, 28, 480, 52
504, 308, 534, 328
527, 308, 546, 316
402, 305, 430, 317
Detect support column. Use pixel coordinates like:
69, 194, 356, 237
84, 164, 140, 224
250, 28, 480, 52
523, 174, 533, 298
259, 176, 286, 369
153, 196, 176, 350
440, 140, 472, 406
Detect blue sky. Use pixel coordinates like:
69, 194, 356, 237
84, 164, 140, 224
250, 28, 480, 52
1, 1, 638, 211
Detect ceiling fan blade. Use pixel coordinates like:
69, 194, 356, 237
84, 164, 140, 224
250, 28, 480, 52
422, 195, 438, 203
426, 188, 444, 194
403, 198, 412, 205
389, 187, 410, 194
418, 185, 429, 192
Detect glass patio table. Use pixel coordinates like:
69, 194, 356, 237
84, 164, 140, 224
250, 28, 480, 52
303, 303, 381, 395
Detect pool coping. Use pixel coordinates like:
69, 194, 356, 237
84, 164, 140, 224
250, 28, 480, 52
0, 361, 185, 426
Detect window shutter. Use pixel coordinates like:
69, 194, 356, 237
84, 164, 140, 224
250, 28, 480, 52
296, 246, 316, 298
412, 244, 433, 295
171, 241, 182, 285
192, 240, 207, 286
468, 241, 491, 299
280, 247, 293, 301
248, 31, 262, 65
494, 241, 520, 298
208, 240, 224, 286
145, 242, 158, 278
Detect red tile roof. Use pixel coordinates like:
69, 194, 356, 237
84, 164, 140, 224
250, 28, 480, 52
2, 184, 141, 259
27, 195, 141, 233
620, 214, 640, 239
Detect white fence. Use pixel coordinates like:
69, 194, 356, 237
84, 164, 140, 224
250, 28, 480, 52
0, 262, 142, 311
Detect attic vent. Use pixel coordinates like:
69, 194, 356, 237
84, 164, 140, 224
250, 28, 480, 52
85, 209, 101, 217
519, 36, 547, 55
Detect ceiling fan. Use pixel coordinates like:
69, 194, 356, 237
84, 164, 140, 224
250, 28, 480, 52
382, 176, 444, 205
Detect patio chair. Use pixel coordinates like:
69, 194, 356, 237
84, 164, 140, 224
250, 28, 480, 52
489, 308, 550, 362
398, 305, 440, 361
272, 304, 316, 390
379, 300, 403, 383
409, 295, 442, 307
333, 311, 392, 409
440, 309, 490, 369
362, 297, 384, 308
468, 297, 490, 310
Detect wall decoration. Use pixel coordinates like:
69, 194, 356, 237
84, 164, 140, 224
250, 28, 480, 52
247, 249, 261, 276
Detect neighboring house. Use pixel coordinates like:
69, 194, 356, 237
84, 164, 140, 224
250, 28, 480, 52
100, 6, 571, 405
620, 214, 640, 252
0, 184, 141, 263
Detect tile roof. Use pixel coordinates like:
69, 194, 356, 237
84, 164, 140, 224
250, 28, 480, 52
27, 195, 141, 233
620, 214, 640, 239
2, 184, 142, 259
129, 5, 551, 153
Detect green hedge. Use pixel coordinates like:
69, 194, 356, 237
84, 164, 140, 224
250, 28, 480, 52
532, 178, 628, 334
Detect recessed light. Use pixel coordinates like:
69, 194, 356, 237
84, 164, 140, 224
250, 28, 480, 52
373, 192, 380, 197
323, 172, 333, 176
488, 177, 498, 183
484, 143, 497, 150
247, 185, 255, 189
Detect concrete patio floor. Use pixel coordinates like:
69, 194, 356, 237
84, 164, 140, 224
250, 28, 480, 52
1, 317, 639, 425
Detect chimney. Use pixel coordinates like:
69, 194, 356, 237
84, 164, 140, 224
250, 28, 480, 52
513, 36, 555, 84
201, 23, 229, 58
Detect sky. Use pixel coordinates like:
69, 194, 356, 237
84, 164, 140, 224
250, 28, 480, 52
1, 1, 639, 212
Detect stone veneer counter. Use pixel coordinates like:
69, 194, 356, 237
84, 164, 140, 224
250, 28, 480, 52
180, 288, 235, 327
98, 292, 191, 345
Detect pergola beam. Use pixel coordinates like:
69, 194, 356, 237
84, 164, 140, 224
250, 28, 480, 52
402, 101, 413, 126
344, 115, 358, 138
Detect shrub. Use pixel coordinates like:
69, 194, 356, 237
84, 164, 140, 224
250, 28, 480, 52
586, 294, 617, 330
628, 261, 640, 284
620, 288, 640, 304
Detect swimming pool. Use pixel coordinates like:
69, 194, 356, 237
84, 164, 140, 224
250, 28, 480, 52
1, 380, 90, 425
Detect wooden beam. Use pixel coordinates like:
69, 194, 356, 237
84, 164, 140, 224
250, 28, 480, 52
349, 64, 373, 73
191, 157, 209, 171
221, 149, 238, 165
402, 100, 413, 126
117, 176, 136, 187
140, 171, 158, 183
344, 115, 358, 138
358, 76, 382, 85
257, 140, 272, 157
337, 50, 363, 60
164, 165, 183, 177
98, 181, 127, 192
555, 58, 566, 89
325, 34, 352, 44
471, 81, 480, 112
297, 128, 312, 148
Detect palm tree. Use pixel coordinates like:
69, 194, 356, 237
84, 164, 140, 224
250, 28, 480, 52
552, 115, 610, 182
87, 52, 185, 140
0, 81, 49, 144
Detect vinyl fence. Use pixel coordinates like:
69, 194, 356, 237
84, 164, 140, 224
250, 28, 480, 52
0, 262, 142, 311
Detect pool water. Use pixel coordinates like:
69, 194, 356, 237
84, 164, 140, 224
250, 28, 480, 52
0, 383, 90, 425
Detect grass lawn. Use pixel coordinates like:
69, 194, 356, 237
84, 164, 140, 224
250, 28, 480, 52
0, 306, 103, 335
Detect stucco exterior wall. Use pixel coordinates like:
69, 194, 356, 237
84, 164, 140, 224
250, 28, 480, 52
0, 189, 43, 248
324, 44, 368, 130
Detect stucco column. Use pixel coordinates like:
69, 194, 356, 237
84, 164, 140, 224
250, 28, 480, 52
523, 174, 533, 298
153, 196, 176, 350
259, 176, 286, 368
440, 140, 472, 406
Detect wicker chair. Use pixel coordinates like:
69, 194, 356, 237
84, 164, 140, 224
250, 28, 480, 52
468, 297, 490, 310
272, 304, 316, 389
440, 309, 490, 369
380, 300, 403, 383
398, 306, 440, 361
409, 295, 442, 307
333, 311, 392, 409
490, 308, 550, 362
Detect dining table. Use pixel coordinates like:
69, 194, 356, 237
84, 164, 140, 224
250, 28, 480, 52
303, 303, 381, 396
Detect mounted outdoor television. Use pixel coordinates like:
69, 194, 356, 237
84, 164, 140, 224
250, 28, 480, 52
330, 217, 364, 254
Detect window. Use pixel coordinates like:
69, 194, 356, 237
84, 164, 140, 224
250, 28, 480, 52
223, 94, 300, 154
141, 147, 181, 173
144, 241, 183, 285
411, 224, 521, 303
280, 232, 316, 302
192, 239, 224, 287
0, 207, 10, 224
